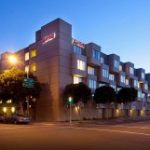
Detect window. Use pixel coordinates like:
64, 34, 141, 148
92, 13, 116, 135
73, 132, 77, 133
134, 80, 138, 87
120, 75, 126, 83
31, 63, 36, 72
25, 52, 29, 61
25, 65, 29, 73
142, 93, 145, 99
31, 49, 37, 58
92, 49, 100, 61
126, 79, 129, 85
102, 69, 109, 78
141, 72, 145, 79
73, 76, 82, 84
88, 79, 97, 89
101, 57, 104, 63
88, 66, 96, 75
129, 67, 134, 75
114, 60, 119, 69
77, 60, 86, 71
138, 82, 140, 88
109, 74, 115, 81
138, 91, 142, 98
119, 65, 122, 71
73, 45, 85, 55
145, 84, 148, 90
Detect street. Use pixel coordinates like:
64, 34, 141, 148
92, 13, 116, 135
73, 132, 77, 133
1, 121, 150, 150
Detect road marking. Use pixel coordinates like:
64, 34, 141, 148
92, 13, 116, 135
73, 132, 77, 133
66, 126, 150, 137
0, 126, 33, 130
111, 125, 150, 129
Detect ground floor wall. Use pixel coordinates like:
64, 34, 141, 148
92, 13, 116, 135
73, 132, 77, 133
33, 95, 150, 121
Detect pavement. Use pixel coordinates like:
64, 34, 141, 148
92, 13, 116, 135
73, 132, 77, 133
33, 116, 150, 126
1, 119, 150, 150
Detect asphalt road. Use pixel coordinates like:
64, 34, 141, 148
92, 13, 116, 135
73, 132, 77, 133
1, 121, 150, 150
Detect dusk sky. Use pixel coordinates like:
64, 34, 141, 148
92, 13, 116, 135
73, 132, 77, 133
0, 0, 150, 72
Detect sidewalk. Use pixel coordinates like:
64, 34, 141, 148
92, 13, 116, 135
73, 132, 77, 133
32, 116, 150, 126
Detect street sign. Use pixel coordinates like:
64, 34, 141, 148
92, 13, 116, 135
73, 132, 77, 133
23, 78, 35, 88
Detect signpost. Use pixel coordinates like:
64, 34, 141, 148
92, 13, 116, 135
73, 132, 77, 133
23, 77, 35, 117
23, 78, 35, 88
68, 97, 73, 125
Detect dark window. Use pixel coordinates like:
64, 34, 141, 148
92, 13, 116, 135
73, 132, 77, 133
92, 49, 100, 61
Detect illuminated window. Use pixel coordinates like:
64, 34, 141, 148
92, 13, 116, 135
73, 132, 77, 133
25, 65, 29, 73
25, 52, 29, 61
88, 66, 96, 75
31, 63, 37, 72
77, 60, 86, 71
73, 75, 82, 84
31, 49, 37, 58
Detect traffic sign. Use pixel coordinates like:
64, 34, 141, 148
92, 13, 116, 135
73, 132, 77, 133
23, 78, 35, 88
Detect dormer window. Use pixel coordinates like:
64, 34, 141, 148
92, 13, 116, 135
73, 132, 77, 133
114, 60, 119, 69
129, 67, 134, 75
141, 72, 145, 79
92, 49, 100, 61
73, 45, 85, 55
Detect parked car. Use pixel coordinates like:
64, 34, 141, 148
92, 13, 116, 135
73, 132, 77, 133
5, 114, 31, 124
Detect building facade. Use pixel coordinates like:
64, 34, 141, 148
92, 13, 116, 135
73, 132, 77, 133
0, 18, 150, 121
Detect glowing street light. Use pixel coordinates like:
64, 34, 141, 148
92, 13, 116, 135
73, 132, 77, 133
68, 96, 73, 125
8, 55, 18, 65
11, 107, 16, 113
3, 107, 7, 113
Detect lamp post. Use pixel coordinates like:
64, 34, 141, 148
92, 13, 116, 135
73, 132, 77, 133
25, 67, 30, 117
8, 54, 30, 117
68, 96, 73, 125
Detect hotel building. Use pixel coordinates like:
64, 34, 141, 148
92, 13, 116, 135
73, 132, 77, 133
0, 18, 150, 121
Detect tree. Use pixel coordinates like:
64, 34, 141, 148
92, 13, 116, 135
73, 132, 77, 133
94, 86, 116, 119
117, 87, 137, 117
63, 82, 91, 104
117, 87, 137, 104
94, 86, 116, 104
0, 67, 41, 113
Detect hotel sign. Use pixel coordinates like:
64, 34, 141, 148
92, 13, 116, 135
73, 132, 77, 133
72, 39, 85, 49
42, 33, 56, 44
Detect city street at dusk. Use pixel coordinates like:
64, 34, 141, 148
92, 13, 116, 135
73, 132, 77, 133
1, 121, 150, 150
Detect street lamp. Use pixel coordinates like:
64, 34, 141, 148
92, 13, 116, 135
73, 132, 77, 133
3, 107, 7, 113
68, 96, 73, 125
8, 55, 18, 65
8, 54, 29, 117
11, 107, 16, 113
